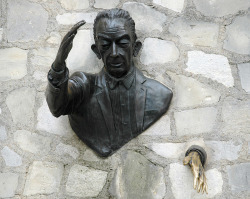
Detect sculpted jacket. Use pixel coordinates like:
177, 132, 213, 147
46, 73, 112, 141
46, 65, 173, 156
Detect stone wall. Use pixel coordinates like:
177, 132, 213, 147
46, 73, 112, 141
0, 0, 250, 198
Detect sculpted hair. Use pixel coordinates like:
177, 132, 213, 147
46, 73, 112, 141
93, 8, 137, 42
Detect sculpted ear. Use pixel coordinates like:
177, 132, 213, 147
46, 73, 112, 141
91, 44, 101, 59
133, 41, 142, 57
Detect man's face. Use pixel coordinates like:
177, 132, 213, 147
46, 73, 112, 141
95, 18, 134, 78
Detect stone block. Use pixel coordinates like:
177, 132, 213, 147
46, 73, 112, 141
1, 146, 22, 167
238, 63, 250, 93
175, 107, 217, 136
33, 71, 47, 82
123, 2, 167, 34
140, 38, 179, 65
109, 151, 165, 199
0, 125, 7, 140
56, 12, 97, 25
0, 28, 3, 41
46, 32, 61, 45
59, 0, 89, 10
23, 161, 63, 196
7, 0, 48, 42
0, 48, 27, 81
186, 51, 234, 87
0, 173, 19, 198
153, 0, 185, 13
31, 48, 57, 69
94, 0, 120, 9
143, 115, 171, 135
169, 18, 219, 47
66, 164, 107, 197
223, 15, 250, 55
55, 143, 79, 159
83, 149, 102, 161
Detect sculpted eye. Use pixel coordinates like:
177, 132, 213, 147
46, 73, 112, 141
118, 39, 130, 48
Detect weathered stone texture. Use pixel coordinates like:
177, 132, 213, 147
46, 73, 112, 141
31, 48, 57, 69
227, 163, 250, 192
0, 48, 28, 81
0, 28, 3, 41
109, 151, 165, 199
14, 130, 51, 155
170, 73, 220, 108
66, 164, 107, 197
59, 0, 89, 10
175, 107, 217, 136
55, 143, 79, 159
1, 146, 22, 167
94, 0, 120, 9
83, 149, 102, 161
143, 115, 170, 135
222, 98, 250, 134
7, 0, 48, 42
56, 12, 97, 25
0, 173, 19, 198
6, 87, 35, 126
153, 0, 184, 12
223, 15, 250, 55
140, 38, 179, 65
46, 32, 61, 45
169, 163, 223, 199
123, 2, 167, 34
193, 0, 250, 17
0, 125, 7, 141
169, 18, 219, 47
33, 71, 47, 81
238, 63, 250, 93
23, 161, 63, 196
186, 51, 234, 87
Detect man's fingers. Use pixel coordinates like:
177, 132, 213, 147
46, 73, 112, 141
62, 34, 75, 49
183, 156, 191, 165
66, 20, 86, 38
193, 176, 198, 190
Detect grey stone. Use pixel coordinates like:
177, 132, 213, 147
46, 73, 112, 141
31, 48, 57, 69
36, 100, 73, 137
227, 163, 250, 192
6, 87, 35, 126
33, 71, 47, 82
143, 115, 171, 135
153, 0, 185, 13
94, 0, 120, 9
55, 143, 79, 159
205, 141, 242, 161
238, 63, 250, 92
0, 28, 3, 41
56, 12, 97, 25
169, 73, 220, 108
46, 32, 61, 45
169, 163, 223, 199
140, 38, 179, 65
169, 18, 219, 47
175, 107, 217, 136
222, 98, 250, 134
223, 15, 250, 55
82, 149, 102, 161
123, 2, 167, 34
14, 130, 51, 155
0, 48, 28, 81
193, 0, 250, 17
59, 0, 89, 10
186, 51, 234, 87
0, 173, 19, 198
109, 151, 165, 199
0, 125, 7, 140
66, 164, 108, 197
23, 161, 63, 196
7, 0, 48, 42
1, 146, 22, 167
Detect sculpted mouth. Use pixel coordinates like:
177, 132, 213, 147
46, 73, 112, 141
110, 63, 122, 67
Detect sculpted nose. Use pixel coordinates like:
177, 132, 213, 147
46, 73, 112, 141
111, 42, 118, 57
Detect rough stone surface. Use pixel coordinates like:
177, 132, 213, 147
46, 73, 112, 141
66, 164, 108, 197
222, 98, 250, 134
82, 149, 102, 161
153, 0, 185, 13
7, 0, 48, 42
0, 28, 3, 41
59, 0, 89, 10
123, 2, 167, 34
193, 0, 250, 17
223, 15, 250, 55
67, 30, 100, 73
169, 18, 219, 47
186, 51, 234, 87
31, 48, 57, 69
33, 71, 47, 81
94, 0, 120, 9
169, 163, 223, 199
170, 73, 221, 108
227, 163, 250, 192
0, 125, 7, 140
175, 107, 217, 136
143, 115, 170, 135
140, 38, 179, 65
23, 161, 63, 196
109, 151, 166, 199
56, 12, 97, 25
0, 48, 28, 81
238, 63, 250, 93
248, 142, 250, 154
1, 146, 22, 167
46, 32, 61, 45
55, 143, 79, 159
37, 100, 73, 137
0, 173, 19, 198
205, 141, 242, 161
6, 87, 35, 126
14, 130, 51, 155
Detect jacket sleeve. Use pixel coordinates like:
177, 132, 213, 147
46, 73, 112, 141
45, 63, 90, 117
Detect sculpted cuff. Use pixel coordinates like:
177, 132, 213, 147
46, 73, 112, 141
48, 62, 69, 86
185, 145, 207, 167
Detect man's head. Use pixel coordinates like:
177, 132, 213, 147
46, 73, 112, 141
91, 9, 142, 78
